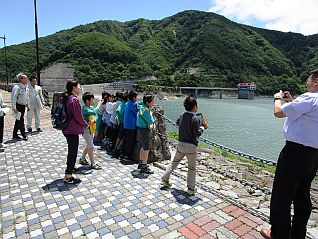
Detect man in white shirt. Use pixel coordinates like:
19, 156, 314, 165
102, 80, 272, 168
0, 90, 5, 149
261, 69, 318, 239
11, 73, 29, 141
27, 76, 44, 132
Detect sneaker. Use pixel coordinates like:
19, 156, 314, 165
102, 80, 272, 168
121, 156, 130, 162
112, 149, 119, 156
27, 127, 32, 133
37, 128, 43, 132
186, 187, 197, 196
22, 135, 28, 141
12, 135, 22, 141
161, 180, 172, 188
140, 165, 154, 174
63, 176, 81, 184
79, 157, 89, 165
90, 163, 102, 170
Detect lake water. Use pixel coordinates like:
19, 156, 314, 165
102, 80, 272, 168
156, 97, 286, 162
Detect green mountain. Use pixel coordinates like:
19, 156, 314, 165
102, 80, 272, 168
0, 10, 317, 95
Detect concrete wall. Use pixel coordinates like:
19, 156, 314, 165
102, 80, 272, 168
40, 63, 74, 93
238, 89, 254, 100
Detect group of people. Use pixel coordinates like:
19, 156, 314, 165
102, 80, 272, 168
60, 80, 157, 184
1, 68, 318, 239
60, 79, 209, 196
0, 73, 44, 148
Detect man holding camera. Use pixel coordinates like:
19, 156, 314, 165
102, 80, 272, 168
261, 69, 318, 239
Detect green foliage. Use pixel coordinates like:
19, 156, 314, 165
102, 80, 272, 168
167, 131, 178, 140
0, 10, 316, 93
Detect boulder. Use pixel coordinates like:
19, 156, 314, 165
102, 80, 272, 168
220, 190, 239, 199
133, 105, 171, 163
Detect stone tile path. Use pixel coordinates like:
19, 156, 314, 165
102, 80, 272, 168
0, 90, 269, 239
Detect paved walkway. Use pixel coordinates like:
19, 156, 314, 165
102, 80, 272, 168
0, 90, 269, 239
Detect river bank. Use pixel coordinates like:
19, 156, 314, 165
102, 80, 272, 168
155, 139, 318, 236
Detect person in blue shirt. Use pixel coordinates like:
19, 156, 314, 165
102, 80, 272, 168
122, 91, 139, 162
261, 69, 318, 239
136, 94, 155, 174
113, 91, 128, 157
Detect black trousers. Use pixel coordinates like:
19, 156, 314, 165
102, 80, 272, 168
270, 141, 318, 239
0, 116, 4, 144
13, 103, 26, 137
123, 129, 136, 160
64, 134, 79, 175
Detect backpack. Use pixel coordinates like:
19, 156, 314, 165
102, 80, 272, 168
51, 96, 70, 130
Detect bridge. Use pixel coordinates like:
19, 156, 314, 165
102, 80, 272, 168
180, 87, 237, 99
181, 83, 256, 99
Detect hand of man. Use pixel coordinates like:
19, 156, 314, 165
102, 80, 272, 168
274, 90, 284, 99
283, 91, 293, 102
203, 122, 208, 129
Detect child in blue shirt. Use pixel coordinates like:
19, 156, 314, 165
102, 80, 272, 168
122, 91, 139, 162
136, 94, 155, 174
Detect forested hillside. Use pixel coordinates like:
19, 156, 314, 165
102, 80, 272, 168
0, 10, 317, 95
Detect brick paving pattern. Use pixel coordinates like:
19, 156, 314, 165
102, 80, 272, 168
0, 91, 270, 238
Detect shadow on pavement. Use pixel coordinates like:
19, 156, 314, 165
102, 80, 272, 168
131, 170, 150, 179
169, 188, 202, 205
42, 179, 81, 192
26, 131, 40, 136
4, 139, 19, 144
73, 166, 93, 175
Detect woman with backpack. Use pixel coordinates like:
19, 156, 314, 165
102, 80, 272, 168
62, 80, 89, 184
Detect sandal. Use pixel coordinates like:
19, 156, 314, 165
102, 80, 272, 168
63, 176, 81, 184
90, 163, 102, 170
79, 157, 89, 165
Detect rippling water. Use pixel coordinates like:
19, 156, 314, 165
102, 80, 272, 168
156, 97, 285, 162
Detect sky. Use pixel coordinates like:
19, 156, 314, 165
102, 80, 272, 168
1, 0, 318, 47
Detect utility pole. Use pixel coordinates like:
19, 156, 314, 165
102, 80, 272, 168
34, 0, 40, 85
0, 34, 9, 85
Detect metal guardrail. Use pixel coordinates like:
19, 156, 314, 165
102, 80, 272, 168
154, 109, 277, 167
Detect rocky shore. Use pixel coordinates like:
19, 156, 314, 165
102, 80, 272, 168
155, 142, 318, 235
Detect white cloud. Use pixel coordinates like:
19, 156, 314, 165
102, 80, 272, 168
209, 0, 318, 35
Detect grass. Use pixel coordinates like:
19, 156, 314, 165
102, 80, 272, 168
213, 147, 276, 172
13, 215, 23, 225
167, 131, 178, 140
167, 131, 276, 173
